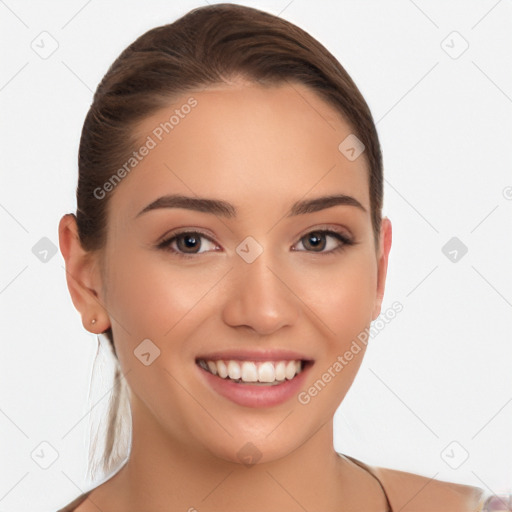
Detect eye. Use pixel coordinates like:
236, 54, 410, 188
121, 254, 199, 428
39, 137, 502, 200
156, 230, 219, 259
292, 229, 354, 254
157, 227, 355, 259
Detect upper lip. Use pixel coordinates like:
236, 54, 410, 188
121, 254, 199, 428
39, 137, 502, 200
195, 349, 314, 362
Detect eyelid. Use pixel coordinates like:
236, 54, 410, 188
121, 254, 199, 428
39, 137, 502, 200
157, 228, 219, 251
295, 224, 351, 240
158, 224, 351, 245
156, 226, 217, 245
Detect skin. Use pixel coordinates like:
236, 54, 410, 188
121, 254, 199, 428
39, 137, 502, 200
59, 80, 392, 511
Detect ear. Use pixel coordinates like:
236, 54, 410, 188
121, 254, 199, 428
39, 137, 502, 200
58, 213, 110, 334
371, 216, 392, 321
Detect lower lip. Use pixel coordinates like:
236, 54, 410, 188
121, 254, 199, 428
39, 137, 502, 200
196, 361, 313, 408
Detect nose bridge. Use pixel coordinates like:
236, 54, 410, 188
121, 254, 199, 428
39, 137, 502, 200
222, 242, 298, 334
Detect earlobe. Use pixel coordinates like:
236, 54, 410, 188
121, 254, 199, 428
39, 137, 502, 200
371, 217, 392, 321
58, 214, 109, 333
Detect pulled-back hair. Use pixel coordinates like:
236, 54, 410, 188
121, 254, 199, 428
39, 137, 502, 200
75, 3, 383, 481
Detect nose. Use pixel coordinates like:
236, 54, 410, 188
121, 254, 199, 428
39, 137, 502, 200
221, 249, 299, 336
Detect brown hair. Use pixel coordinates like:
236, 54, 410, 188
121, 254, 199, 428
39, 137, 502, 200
74, 2, 384, 480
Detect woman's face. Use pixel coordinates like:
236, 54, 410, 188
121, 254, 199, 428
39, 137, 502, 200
96, 81, 391, 463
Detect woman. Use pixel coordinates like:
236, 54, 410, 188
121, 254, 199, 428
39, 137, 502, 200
57, 3, 498, 511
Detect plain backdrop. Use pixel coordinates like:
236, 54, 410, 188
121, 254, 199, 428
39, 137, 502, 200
1, 1, 511, 510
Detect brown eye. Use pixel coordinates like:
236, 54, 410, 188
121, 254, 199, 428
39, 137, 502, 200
157, 231, 218, 258
175, 233, 202, 253
302, 231, 327, 251
294, 229, 353, 254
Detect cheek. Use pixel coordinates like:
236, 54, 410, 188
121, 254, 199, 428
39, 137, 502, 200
104, 243, 218, 340
294, 253, 377, 413
292, 250, 378, 343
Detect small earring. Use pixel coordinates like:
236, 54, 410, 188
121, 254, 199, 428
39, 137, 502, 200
91, 318, 97, 325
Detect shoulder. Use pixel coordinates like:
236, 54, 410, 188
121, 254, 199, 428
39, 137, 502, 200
56, 490, 91, 512
370, 462, 486, 512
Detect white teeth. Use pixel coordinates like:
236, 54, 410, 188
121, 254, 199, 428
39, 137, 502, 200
227, 360, 241, 380
216, 360, 228, 379
285, 360, 297, 380
198, 358, 305, 384
258, 361, 275, 382
207, 361, 217, 375
241, 361, 258, 382
275, 361, 286, 381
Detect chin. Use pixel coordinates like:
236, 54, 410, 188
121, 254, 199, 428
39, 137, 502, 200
204, 435, 298, 467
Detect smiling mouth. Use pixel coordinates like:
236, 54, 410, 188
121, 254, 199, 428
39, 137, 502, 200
195, 358, 314, 386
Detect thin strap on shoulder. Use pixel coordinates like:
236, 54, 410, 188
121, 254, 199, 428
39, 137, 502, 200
341, 453, 487, 512
342, 453, 394, 512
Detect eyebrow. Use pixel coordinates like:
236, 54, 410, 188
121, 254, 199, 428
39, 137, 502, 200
135, 193, 367, 219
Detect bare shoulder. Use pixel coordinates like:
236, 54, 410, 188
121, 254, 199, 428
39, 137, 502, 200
57, 465, 130, 511
56, 491, 91, 512
372, 464, 485, 512
58, 487, 113, 512
57, 479, 117, 512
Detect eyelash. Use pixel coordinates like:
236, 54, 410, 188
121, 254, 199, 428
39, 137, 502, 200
156, 228, 355, 259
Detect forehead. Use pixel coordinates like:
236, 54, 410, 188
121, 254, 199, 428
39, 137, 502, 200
109, 82, 370, 220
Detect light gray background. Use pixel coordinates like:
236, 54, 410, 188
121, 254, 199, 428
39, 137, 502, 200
1, 1, 511, 510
